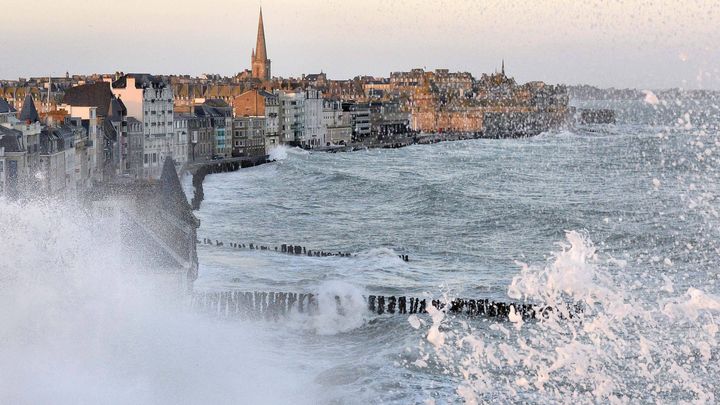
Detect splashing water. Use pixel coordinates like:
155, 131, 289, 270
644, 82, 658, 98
283, 280, 368, 336
416, 231, 719, 403
0, 199, 321, 404
268, 144, 309, 161
268, 144, 290, 161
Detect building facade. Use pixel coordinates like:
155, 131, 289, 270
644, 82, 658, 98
172, 114, 190, 169
126, 117, 144, 178
302, 89, 326, 147
111, 74, 174, 179
323, 99, 352, 145
277, 90, 305, 145
194, 100, 233, 158
343, 101, 371, 140
0, 126, 26, 198
188, 115, 214, 162
232, 89, 279, 151
232, 116, 266, 158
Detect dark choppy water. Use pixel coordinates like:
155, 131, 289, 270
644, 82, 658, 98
187, 97, 720, 403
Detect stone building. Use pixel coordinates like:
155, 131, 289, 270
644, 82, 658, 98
172, 114, 190, 169
194, 100, 233, 158
232, 116, 266, 158
39, 126, 73, 195
61, 83, 126, 180
323, 99, 352, 145
188, 114, 214, 162
232, 89, 279, 150
0, 125, 26, 198
0, 98, 16, 124
16, 95, 42, 175
126, 117, 144, 178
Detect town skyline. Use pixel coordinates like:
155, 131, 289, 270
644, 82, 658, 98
2, 0, 719, 90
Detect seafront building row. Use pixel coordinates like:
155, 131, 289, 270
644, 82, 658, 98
0, 8, 569, 198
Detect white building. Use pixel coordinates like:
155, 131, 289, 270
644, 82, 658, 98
276, 89, 328, 147
277, 90, 305, 145
303, 89, 326, 148
111, 74, 174, 179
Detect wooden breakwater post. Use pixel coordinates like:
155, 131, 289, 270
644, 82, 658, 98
200, 237, 407, 261
191, 290, 544, 320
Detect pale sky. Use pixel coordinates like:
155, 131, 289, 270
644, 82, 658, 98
1, 0, 719, 89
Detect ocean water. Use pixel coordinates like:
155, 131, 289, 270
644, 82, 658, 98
189, 96, 720, 403
1, 97, 719, 404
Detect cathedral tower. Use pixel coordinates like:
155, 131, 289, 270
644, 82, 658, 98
251, 8, 271, 81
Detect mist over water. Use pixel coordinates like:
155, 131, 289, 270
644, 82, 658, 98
2, 96, 720, 403
0, 200, 322, 404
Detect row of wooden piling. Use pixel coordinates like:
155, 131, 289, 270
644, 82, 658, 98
367, 295, 535, 318
192, 290, 319, 320
199, 238, 410, 262
191, 290, 539, 320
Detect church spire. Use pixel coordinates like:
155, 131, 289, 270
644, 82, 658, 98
251, 7, 271, 80
501, 59, 505, 76
255, 8, 267, 62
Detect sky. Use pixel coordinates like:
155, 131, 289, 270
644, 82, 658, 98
1, 0, 719, 89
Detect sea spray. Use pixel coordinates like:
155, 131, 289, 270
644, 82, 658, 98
268, 144, 310, 162
286, 280, 368, 335
0, 199, 320, 404
413, 231, 719, 403
268, 144, 290, 161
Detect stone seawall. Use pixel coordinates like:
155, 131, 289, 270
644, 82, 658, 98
186, 156, 269, 210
